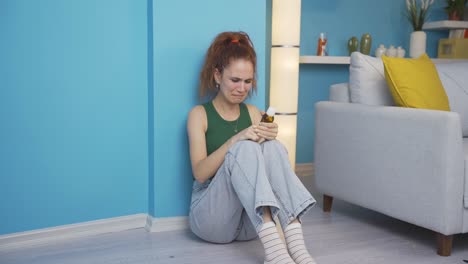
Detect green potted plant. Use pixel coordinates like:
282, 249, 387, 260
405, 0, 435, 57
445, 0, 468, 20
406, 0, 434, 31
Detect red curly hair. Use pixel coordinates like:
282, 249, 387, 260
199, 31, 257, 98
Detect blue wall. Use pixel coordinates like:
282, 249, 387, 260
151, 0, 267, 217
296, 0, 447, 163
0, 0, 149, 235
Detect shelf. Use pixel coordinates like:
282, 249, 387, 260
300, 56, 350, 64
300, 55, 467, 65
422, 20, 468, 30
433, 58, 468, 63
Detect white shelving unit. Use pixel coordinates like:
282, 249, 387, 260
423, 20, 468, 30
299, 55, 467, 65
299, 56, 350, 64
423, 20, 468, 38
299, 20, 468, 65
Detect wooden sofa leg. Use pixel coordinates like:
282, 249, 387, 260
323, 195, 333, 212
436, 233, 453, 256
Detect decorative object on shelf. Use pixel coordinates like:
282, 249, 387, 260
375, 44, 387, 58
348, 36, 359, 55
397, 46, 406, 57
316, 32, 328, 56
410, 31, 427, 58
406, 0, 434, 31
386, 45, 397, 57
406, 0, 434, 58
444, 0, 467, 21
360, 33, 372, 55
438, 38, 468, 58
270, 0, 301, 168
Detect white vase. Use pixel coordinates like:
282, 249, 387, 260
410, 31, 426, 58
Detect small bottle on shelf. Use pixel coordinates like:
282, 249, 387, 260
316, 33, 328, 56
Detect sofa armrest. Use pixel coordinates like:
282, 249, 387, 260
314, 101, 465, 235
329, 83, 350, 103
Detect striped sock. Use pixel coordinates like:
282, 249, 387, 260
259, 222, 295, 264
284, 223, 316, 264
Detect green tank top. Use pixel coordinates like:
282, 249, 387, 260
203, 101, 252, 155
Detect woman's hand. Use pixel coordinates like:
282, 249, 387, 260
254, 122, 278, 143
232, 125, 261, 143
232, 107, 279, 145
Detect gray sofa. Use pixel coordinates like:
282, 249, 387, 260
314, 52, 468, 256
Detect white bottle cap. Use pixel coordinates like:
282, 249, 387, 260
319, 32, 326, 40
266, 107, 276, 116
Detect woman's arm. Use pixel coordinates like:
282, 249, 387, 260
187, 105, 260, 183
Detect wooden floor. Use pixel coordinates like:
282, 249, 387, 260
2, 174, 468, 264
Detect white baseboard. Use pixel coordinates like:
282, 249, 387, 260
145, 215, 189, 233
0, 214, 190, 252
295, 162, 314, 177
0, 214, 147, 251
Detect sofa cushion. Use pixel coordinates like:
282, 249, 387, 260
435, 62, 468, 137
382, 54, 450, 111
349, 52, 394, 106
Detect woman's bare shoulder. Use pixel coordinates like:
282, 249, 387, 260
245, 103, 260, 113
189, 105, 206, 118
187, 105, 207, 130
245, 103, 262, 124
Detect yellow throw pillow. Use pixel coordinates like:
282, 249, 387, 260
382, 54, 450, 111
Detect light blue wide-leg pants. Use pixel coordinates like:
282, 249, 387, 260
189, 140, 316, 244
